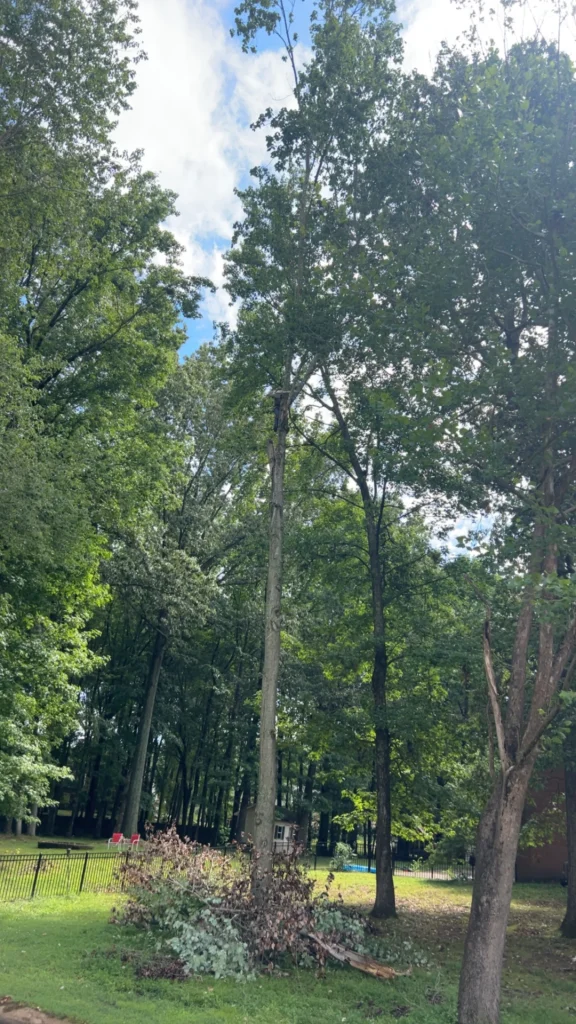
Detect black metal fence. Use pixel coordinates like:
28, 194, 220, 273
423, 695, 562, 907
0, 849, 474, 903
338, 855, 474, 881
0, 851, 134, 902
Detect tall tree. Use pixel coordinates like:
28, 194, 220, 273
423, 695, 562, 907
227, 0, 401, 896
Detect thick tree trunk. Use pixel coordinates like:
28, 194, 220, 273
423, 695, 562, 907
123, 614, 167, 837
458, 765, 533, 1024
15, 818, 22, 837
561, 726, 576, 937
252, 392, 289, 899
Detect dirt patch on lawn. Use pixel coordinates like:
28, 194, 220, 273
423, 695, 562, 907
0, 998, 72, 1024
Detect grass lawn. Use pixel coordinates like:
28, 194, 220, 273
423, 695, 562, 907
0, 835, 115, 855
1, 873, 576, 1023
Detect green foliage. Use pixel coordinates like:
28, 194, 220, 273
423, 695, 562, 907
167, 908, 252, 980
329, 842, 356, 872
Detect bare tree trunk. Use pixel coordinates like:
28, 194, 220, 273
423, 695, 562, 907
15, 818, 22, 837
561, 725, 576, 937
27, 805, 38, 836
252, 391, 289, 899
123, 614, 167, 837
297, 760, 316, 847
232, 773, 251, 842
458, 764, 533, 1023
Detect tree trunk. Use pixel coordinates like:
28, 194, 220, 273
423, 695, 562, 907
366, 517, 396, 919
122, 614, 167, 837
27, 805, 38, 837
233, 773, 251, 842
15, 818, 22, 837
561, 726, 576, 937
252, 391, 289, 899
94, 801, 106, 839
318, 808, 330, 855
458, 764, 533, 1024
297, 760, 316, 847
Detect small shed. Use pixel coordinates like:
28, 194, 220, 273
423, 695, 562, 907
243, 805, 298, 854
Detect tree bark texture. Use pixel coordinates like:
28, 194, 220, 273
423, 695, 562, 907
457, 764, 533, 1024
122, 613, 167, 837
252, 391, 289, 899
561, 725, 576, 937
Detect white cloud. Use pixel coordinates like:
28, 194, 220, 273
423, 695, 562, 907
115, 0, 297, 327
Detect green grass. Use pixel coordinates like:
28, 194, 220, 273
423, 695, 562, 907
1, 874, 576, 1023
0, 835, 116, 855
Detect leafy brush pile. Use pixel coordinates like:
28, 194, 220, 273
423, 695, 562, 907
112, 827, 370, 979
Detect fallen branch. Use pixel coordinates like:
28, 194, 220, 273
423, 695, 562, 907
306, 933, 412, 980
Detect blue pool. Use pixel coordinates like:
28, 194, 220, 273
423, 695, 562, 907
343, 863, 376, 873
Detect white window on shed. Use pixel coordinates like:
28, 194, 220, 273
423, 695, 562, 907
274, 825, 286, 840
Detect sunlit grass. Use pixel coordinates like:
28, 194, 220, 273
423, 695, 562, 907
0, 873, 574, 1023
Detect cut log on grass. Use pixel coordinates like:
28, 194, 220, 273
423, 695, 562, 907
306, 934, 411, 980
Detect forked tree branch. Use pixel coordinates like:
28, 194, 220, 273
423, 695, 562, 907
483, 614, 508, 773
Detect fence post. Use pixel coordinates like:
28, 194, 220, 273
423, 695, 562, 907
120, 849, 130, 892
79, 852, 89, 894
31, 854, 42, 899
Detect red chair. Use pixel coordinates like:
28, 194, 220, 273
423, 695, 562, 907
129, 834, 140, 848
108, 832, 125, 849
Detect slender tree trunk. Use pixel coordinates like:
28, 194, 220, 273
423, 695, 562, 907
365, 516, 396, 919
15, 818, 22, 837
561, 725, 576, 937
233, 773, 251, 841
458, 763, 533, 1024
123, 614, 167, 836
252, 391, 289, 899
188, 766, 201, 827
297, 760, 316, 847
94, 801, 106, 839
27, 805, 38, 837
318, 808, 330, 855
85, 747, 103, 828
